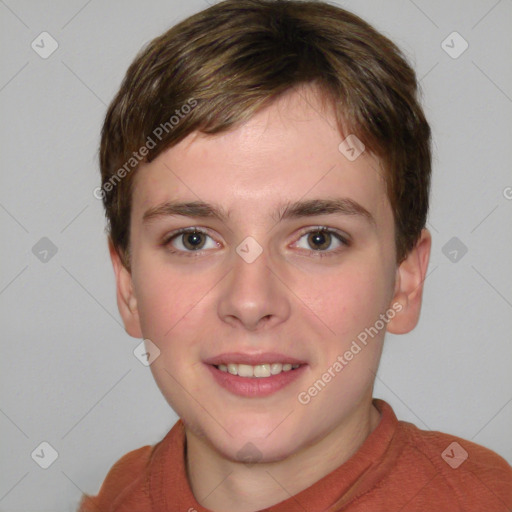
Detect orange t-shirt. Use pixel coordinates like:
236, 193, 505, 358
77, 400, 512, 511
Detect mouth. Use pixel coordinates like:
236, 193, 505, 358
204, 353, 308, 397
213, 362, 302, 378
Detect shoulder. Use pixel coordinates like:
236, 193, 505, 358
77, 445, 153, 512
396, 419, 512, 509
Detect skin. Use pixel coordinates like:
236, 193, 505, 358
110, 85, 431, 512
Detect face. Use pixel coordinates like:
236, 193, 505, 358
112, 86, 429, 463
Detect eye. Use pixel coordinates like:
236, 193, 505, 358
162, 226, 349, 257
294, 227, 350, 255
163, 228, 219, 254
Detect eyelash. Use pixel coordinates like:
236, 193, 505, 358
161, 226, 350, 259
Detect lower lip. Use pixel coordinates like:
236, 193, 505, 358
205, 364, 307, 398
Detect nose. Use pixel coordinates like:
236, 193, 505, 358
217, 244, 291, 332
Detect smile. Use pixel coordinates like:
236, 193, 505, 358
206, 363, 307, 398
214, 363, 302, 378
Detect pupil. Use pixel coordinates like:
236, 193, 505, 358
309, 231, 330, 251
184, 232, 205, 250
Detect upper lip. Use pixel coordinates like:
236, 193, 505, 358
204, 352, 307, 366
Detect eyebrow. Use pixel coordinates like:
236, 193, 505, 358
142, 198, 375, 226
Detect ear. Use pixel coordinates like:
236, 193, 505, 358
109, 239, 143, 338
386, 228, 431, 335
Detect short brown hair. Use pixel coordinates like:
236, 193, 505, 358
99, 0, 431, 267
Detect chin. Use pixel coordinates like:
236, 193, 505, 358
222, 436, 300, 465
206, 420, 306, 464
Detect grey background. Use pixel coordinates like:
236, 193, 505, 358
1, 0, 511, 510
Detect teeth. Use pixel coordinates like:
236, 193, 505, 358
237, 364, 253, 378
254, 364, 271, 377
270, 363, 283, 375
216, 363, 301, 377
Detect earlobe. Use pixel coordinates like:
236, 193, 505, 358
108, 239, 143, 338
387, 229, 431, 335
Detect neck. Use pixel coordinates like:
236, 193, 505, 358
185, 400, 381, 512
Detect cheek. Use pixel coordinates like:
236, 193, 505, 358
135, 276, 176, 339
134, 263, 207, 409
131, 256, 218, 391
302, 263, 392, 342
133, 255, 206, 340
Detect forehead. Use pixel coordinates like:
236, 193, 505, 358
131, 87, 390, 226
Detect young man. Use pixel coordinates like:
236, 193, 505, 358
80, 0, 512, 510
